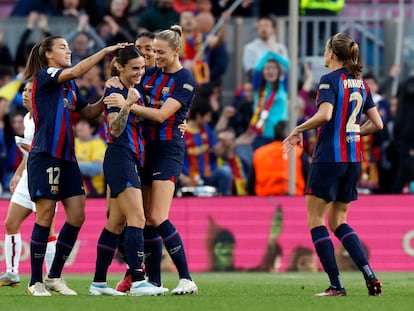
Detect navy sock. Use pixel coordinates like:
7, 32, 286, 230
117, 226, 127, 264
157, 220, 191, 280
144, 225, 163, 286
93, 228, 119, 282
30, 223, 50, 286
334, 223, 375, 280
124, 226, 145, 282
48, 222, 80, 278
311, 226, 343, 289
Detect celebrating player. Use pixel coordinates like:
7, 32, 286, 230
104, 25, 198, 295
22, 36, 129, 296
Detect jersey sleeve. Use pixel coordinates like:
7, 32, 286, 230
104, 87, 125, 114
316, 74, 337, 108
170, 70, 196, 109
36, 67, 62, 89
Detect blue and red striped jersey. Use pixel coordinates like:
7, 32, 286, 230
182, 124, 218, 179
141, 67, 195, 141
31, 67, 87, 162
104, 86, 145, 165
312, 68, 375, 163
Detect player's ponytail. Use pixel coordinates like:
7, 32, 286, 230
23, 43, 42, 81
156, 25, 182, 50
329, 33, 363, 79
348, 42, 363, 79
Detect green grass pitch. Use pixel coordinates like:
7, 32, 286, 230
1, 272, 413, 311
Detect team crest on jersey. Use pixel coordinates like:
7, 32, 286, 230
183, 83, 194, 92
50, 185, 59, 195
47, 67, 60, 77
161, 87, 170, 94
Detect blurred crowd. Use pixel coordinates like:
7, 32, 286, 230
0, 0, 413, 198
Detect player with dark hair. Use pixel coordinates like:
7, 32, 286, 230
105, 25, 198, 295
283, 32, 383, 297
89, 45, 168, 296
22, 35, 128, 296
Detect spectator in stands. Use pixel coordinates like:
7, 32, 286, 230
377, 95, 398, 193
248, 121, 305, 196
173, 0, 197, 13
0, 104, 25, 196
51, 0, 86, 17
137, 0, 180, 33
247, 50, 290, 150
195, 11, 229, 86
216, 128, 248, 195
14, 12, 52, 74
0, 29, 13, 67
193, 82, 222, 129
179, 10, 228, 85
65, 14, 107, 65
242, 15, 288, 79
0, 65, 13, 88
74, 117, 107, 197
76, 65, 105, 103
210, 0, 253, 18
195, 0, 212, 13
180, 99, 233, 196
10, 0, 55, 16
227, 82, 254, 138
99, 0, 137, 45
390, 68, 414, 193
297, 62, 317, 180
359, 73, 391, 193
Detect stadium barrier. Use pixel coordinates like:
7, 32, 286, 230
1, 195, 413, 273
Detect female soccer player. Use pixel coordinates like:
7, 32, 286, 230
105, 25, 198, 295
135, 32, 156, 68
283, 32, 384, 297
22, 36, 129, 296
88, 46, 167, 296
0, 81, 57, 288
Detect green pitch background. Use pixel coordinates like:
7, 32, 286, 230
0, 272, 412, 311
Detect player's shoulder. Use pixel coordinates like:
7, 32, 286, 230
38, 66, 61, 79
318, 69, 346, 89
106, 86, 126, 97
174, 68, 196, 87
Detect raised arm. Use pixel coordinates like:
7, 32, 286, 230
58, 43, 131, 83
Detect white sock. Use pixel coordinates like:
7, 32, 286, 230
45, 239, 57, 275
4, 233, 22, 274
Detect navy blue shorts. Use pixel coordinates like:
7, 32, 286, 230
305, 162, 361, 202
104, 144, 142, 198
142, 140, 184, 186
27, 152, 85, 202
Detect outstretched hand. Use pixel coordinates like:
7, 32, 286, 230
105, 76, 123, 89
283, 129, 303, 154
104, 93, 127, 109
105, 42, 133, 54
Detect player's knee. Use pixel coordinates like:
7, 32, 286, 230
4, 218, 20, 233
